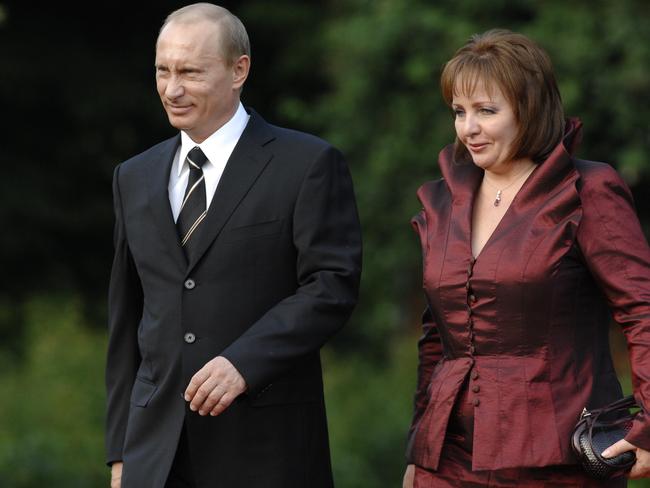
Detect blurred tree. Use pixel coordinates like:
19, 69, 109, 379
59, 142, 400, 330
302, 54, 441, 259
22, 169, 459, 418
3, 0, 646, 360
0, 0, 328, 358
1, 1, 649, 486
276, 0, 650, 362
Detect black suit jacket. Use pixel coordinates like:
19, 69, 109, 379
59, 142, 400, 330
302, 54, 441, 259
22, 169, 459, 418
105, 109, 362, 488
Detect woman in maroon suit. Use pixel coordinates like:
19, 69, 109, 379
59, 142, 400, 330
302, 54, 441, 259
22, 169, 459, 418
402, 30, 650, 487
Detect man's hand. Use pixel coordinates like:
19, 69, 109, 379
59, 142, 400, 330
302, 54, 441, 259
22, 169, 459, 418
110, 462, 123, 488
602, 439, 650, 479
184, 356, 247, 416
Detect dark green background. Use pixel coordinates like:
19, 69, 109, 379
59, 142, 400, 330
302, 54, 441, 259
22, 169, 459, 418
1, 1, 648, 486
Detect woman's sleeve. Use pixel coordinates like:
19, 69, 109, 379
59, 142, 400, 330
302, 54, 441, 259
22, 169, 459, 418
576, 162, 650, 450
406, 210, 444, 462
409, 308, 443, 424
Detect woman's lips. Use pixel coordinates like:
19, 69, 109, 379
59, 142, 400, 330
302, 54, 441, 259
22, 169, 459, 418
468, 142, 488, 152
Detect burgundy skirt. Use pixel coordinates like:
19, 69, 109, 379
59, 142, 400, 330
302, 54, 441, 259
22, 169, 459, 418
414, 383, 627, 488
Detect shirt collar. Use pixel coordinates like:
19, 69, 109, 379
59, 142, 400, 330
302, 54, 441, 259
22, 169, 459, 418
177, 102, 250, 176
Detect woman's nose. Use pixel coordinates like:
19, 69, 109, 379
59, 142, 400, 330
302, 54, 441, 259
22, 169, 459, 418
459, 113, 480, 138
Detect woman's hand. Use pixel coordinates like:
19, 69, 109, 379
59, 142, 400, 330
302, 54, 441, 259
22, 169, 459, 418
602, 439, 650, 478
402, 464, 415, 488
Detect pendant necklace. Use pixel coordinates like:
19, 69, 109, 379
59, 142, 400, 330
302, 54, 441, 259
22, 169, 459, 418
483, 164, 536, 207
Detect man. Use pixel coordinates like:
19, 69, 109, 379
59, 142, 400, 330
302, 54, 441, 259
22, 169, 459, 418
105, 4, 361, 487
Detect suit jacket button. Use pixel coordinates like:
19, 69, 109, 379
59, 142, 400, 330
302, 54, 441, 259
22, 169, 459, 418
473, 398, 480, 407
471, 370, 479, 380
184, 279, 196, 290
184, 332, 196, 344
472, 385, 480, 393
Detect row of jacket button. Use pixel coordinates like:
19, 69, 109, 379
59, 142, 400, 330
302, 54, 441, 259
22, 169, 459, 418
467, 257, 480, 407
184, 279, 196, 342
466, 257, 477, 355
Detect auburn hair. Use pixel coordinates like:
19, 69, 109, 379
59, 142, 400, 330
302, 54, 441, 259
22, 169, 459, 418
441, 29, 564, 164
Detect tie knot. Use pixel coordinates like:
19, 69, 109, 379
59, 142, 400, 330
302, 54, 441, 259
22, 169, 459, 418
186, 146, 208, 170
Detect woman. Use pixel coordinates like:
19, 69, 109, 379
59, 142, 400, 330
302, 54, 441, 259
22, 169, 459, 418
403, 29, 650, 487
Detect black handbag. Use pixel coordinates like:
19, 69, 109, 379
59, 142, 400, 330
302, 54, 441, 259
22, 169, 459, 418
571, 395, 640, 479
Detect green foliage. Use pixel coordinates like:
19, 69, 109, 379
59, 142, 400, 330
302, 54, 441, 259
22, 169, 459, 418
275, 0, 650, 360
1, 299, 648, 487
527, 0, 650, 184
0, 296, 107, 487
1, 1, 649, 486
324, 333, 418, 487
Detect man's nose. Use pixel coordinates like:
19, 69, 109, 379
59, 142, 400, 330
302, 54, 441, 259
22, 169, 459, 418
165, 75, 184, 99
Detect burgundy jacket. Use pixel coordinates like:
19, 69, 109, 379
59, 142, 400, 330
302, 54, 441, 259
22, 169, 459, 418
407, 118, 650, 471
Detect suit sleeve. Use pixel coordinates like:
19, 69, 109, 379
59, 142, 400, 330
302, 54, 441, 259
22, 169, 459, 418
220, 145, 362, 395
576, 163, 650, 450
105, 164, 143, 465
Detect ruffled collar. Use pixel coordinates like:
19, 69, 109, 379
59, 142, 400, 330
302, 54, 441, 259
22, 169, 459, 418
438, 117, 583, 207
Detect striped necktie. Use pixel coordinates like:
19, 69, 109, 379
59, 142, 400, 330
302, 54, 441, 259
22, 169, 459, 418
177, 146, 209, 260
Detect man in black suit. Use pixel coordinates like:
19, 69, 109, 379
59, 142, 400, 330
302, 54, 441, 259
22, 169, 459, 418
105, 4, 362, 487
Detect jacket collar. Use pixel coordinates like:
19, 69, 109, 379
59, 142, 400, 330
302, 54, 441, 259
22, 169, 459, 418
145, 108, 276, 274
434, 117, 584, 262
438, 117, 583, 207
185, 108, 275, 273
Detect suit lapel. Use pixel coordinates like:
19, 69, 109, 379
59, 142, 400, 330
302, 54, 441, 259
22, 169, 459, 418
186, 110, 276, 273
145, 134, 188, 271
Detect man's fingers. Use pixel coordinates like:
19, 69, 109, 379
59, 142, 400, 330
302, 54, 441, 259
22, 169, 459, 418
210, 392, 236, 417
111, 462, 123, 488
184, 356, 247, 416
187, 374, 219, 411
184, 370, 208, 401
198, 384, 227, 415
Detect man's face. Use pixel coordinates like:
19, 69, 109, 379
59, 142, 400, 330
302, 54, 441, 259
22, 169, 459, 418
155, 21, 248, 143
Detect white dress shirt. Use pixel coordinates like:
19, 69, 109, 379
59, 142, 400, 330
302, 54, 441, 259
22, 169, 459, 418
168, 102, 250, 222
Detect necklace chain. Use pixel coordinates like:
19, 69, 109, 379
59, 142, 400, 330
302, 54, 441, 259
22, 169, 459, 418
482, 164, 536, 207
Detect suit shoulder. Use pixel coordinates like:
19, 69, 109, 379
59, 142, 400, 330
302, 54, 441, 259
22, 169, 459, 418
267, 123, 337, 154
118, 136, 179, 173
260, 123, 347, 179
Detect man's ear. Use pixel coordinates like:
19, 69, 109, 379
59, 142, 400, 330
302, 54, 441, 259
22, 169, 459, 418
232, 55, 250, 90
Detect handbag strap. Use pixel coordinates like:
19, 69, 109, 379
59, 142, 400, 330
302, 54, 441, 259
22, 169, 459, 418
587, 395, 639, 464
587, 395, 639, 419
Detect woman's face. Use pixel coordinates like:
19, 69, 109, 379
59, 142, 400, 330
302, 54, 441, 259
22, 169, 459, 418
452, 79, 520, 174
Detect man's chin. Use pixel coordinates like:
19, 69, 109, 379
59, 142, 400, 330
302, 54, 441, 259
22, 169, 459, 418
167, 115, 192, 131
